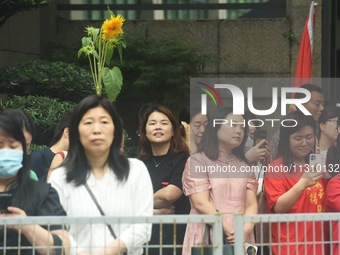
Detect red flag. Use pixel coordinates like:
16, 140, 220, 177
294, 1, 316, 87
289, 2, 316, 112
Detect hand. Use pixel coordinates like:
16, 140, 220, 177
94, 240, 127, 255
243, 223, 255, 242
245, 140, 267, 163
181, 121, 190, 139
181, 121, 198, 154
222, 220, 234, 244
300, 167, 323, 188
0, 206, 27, 231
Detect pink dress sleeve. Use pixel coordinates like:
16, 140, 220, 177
247, 175, 258, 193
182, 156, 211, 196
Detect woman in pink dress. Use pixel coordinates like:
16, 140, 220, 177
182, 106, 258, 255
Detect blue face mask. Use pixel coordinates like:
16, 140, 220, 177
0, 149, 23, 179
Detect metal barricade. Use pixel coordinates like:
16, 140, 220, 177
235, 212, 340, 255
0, 214, 224, 255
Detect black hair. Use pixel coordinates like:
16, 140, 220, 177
49, 112, 72, 147
243, 110, 262, 128
0, 113, 36, 210
64, 95, 129, 186
2, 109, 35, 137
137, 104, 189, 160
136, 103, 156, 135
319, 105, 340, 124
278, 111, 316, 167
318, 105, 340, 138
178, 106, 206, 138
179, 106, 205, 124
198, 106, 248, 161
295, 84, 323, 99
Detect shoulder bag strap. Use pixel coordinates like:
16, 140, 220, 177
83, 183, 117, 239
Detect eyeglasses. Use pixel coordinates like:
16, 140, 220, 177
327, 119, 339, 125
290, 135, 315, 144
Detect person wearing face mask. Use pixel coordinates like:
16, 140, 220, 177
0, 113, 70, 255
1, 108, 38, 180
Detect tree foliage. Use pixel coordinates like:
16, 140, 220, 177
119, 36, 211, 113
0, 0, 52, 27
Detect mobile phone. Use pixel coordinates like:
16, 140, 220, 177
0, 193, 12, 214
309, 153, 322, 167
253, 130, 267, 148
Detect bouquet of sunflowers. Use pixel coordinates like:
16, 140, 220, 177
78, 10, 126, 102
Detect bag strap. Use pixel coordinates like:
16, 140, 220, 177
203, 224, 227, 245
83, 183, 117, 239
56, 151, 65, 160
203, 224, 212, 245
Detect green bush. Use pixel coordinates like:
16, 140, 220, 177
0, 60, 95, 103
0, 95, 76, 145
0, 0, 52, 27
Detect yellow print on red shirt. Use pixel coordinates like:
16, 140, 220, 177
307, 181, 324, 212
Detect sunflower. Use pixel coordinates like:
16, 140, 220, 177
101, 14, 125, 40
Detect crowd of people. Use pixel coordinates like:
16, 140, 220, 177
0, 83, 340, 255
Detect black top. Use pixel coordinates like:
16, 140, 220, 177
0, 181, 67, 255
30, 147, 55, 179
144, 150, 190, 255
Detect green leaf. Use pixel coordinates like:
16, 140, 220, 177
102, 66, 123, 102
77, 48, 84, 58
104, 44, 114, 66
92, 28, 100, 43
117, 44, 123, 63
82, 37, 92, 47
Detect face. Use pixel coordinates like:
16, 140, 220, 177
78, 106, 115, 156
145, 111, 174, 145
190, 113, 208, 145
303, 91, 324, 122
217, 113, 245, 151
289, 125, 315, 162
320, 117, 339, 143
0, 131, 23, 151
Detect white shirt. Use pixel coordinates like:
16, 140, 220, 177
49, 158, 154, 255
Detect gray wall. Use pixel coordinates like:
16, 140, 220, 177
0, 0, 323, 139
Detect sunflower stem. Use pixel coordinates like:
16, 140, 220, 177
88, 55, 96, 90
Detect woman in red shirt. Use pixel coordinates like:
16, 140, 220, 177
264, 110, 326, 255
325, 134, 340, 255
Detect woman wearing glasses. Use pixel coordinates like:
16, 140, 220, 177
264, 110, 326, 255
317, 105, 340, 178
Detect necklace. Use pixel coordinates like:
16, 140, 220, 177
152, 156, 167, 167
